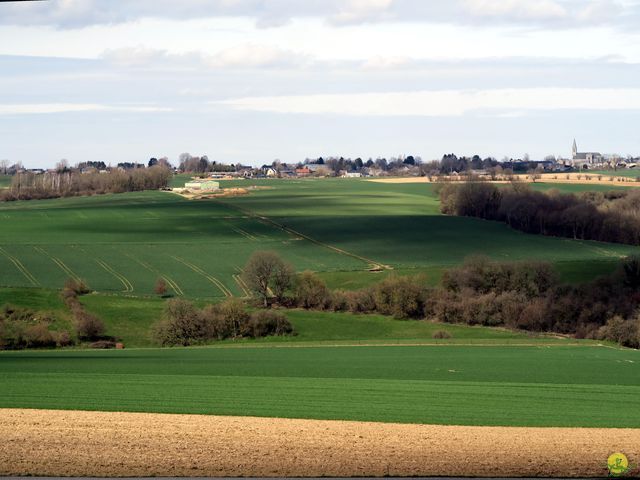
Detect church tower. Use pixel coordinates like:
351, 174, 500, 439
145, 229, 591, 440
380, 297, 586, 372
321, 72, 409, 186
572, 139, 578, 159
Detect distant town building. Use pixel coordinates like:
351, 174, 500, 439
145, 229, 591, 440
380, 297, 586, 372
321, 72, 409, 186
185, 181, 219, 192
572, 139, 603, 167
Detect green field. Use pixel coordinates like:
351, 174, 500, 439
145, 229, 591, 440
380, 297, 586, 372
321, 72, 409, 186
0, 286, 566, 348
0, 343, 638, 427
2, 177, 640, 429
0, 175, 11, 189
0, 178, 638, 302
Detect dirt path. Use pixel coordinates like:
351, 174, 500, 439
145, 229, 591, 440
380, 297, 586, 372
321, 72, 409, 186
1, 409, 638, 477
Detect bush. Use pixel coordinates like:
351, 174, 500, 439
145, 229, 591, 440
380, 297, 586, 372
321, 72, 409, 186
294, 271, 332, 309
217, 298, 250, 338
23, 323, 56, 348
55, 330, 73, 347
330, 290, 349, 312
600, 315, 640, 348
344, 289, 376, 314
432, 330, 452, 339
64, 278, 90, 296
152, 298, 206, 346
244, 310, 294, 338
426, 289, 464, 323
442, 256, 557, 298
516, 298, 551, 331
89, 340, 117, 349
74, 311, 106, 340
373, 275, 428, 319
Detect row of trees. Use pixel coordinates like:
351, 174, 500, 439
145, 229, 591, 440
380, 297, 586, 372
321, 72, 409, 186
440, 182, 640, 246
0, 166, 172, 201
178, 153, 237, 174
152, 298, 293, 346
241, 251, 640, 348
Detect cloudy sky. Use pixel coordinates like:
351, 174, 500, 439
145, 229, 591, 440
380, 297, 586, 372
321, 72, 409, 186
1, 0, 640, 167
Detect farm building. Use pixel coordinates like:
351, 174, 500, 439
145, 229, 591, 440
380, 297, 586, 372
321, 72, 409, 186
185, 181, 220, 192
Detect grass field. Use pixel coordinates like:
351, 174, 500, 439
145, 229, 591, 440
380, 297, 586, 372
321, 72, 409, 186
0, 178, 638, 301
0, 175, 10, 189
1, 286, 565, 348
589, 169, 640, 179
0, 343, 638, 427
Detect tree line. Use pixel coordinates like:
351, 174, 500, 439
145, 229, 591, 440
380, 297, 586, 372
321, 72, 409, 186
241, 251, 640, 348
0, 166, 171, 201
440, 182, 640, 245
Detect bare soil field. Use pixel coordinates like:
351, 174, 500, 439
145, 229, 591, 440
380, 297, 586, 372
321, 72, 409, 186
370, 173, 640, 186
1, 409, 638, 477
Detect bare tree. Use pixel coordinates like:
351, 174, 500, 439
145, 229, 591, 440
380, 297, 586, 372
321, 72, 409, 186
242, 251, 294, 307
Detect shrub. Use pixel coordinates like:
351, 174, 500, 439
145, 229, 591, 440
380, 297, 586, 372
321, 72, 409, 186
373, 275, 428, 319
74, 311, 106, 340
442, 256, 557, 298
154, 278, 168, 297
459, 292, 501, 326
152, 298, 206, 346
330, 290, 349, 312
23, 323, 56, 348
244, 310, 294, 338
64, 278, 90, 296
516, 298, 551, 331
89, 340, 117, 349
217, 298, 250, 338
600, 315, 640, 348
294, 271, 332, 309
344, 289, 376, 314
426, 289, 464, 323
432, 330, 452, 339
54, 330, 73, 347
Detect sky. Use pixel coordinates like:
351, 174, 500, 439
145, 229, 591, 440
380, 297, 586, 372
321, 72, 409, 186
1, 0, 640, 168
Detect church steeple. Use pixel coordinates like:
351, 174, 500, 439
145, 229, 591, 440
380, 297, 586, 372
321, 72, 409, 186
572, 139, 578, 158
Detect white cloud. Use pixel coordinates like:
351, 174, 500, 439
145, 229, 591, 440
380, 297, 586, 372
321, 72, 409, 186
0, 0, 632, 29
329, 0, 395, 25
207, 44, 309, 68
463, 0, 567, 20
0, 103, 171, 115
215, 88, 640, 116
361, 55, 411, 69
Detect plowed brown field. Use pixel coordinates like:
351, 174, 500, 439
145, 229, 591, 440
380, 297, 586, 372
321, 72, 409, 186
1, 408, 638, 477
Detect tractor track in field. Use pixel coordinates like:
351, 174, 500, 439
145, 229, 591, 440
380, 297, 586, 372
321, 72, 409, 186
226, 221, 258, 241
171, 255, 233, 297
1, 409, 638, 478
0, 247, 39, 286
215, 200, 391, 272
123, 253, 184, 296
95, 259, 134, 293
71, 245, 134, 293
33, 246, 80, 282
